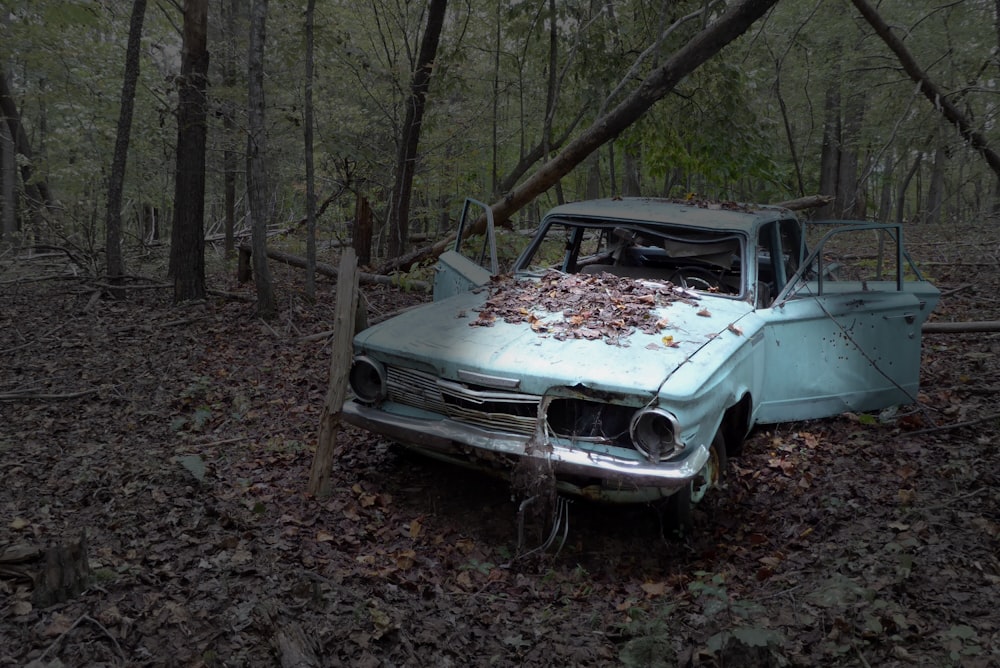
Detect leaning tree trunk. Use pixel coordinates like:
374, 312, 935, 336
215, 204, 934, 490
380, 0, 780, 275
852, 0, 1000, 183
169, 0, 209, 302
247, 0, 276, 319
105, 0, 147, 297
386, 0, 448, 259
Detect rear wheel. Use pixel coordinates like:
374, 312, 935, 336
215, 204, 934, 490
663, 430, 727, 537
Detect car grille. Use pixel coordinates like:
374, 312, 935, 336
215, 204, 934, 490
385, 366, 539, 436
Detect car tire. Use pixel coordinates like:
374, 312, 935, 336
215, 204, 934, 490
663, 430, 727, 538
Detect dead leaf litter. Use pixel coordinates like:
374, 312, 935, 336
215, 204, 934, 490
469, 269, 696, 344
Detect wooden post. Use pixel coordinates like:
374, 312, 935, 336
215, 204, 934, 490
307, 248, 358, 497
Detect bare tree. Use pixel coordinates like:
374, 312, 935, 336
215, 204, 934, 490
169, 0, 210, 302
247, 0, 276, 318
105, 0, 147, 297
386, 0, 448, 259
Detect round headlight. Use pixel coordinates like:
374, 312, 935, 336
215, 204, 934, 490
349, 356, 387, 403
630, 408, 683, 461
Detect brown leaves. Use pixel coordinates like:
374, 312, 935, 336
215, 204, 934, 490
469, 270, 693, 344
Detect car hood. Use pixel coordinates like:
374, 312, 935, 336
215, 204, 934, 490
354, 287, 754, 399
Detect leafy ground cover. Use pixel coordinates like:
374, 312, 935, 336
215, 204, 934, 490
1, 224, 998, 666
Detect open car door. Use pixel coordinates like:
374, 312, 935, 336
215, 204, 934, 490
432, 198, 498, 301
755, 222, 939, 422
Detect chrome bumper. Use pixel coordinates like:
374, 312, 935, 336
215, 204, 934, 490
341, 400, 709, 491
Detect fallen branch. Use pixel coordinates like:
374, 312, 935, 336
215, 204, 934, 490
239, 245, 430, 292
909, 411, 1000, 436
922, 321, 1000, 334
773, 194, 833, 211
938, 283, 972, 298
0, 273, 82, 285
92, 281, 171, 291
0, 389, 98, 402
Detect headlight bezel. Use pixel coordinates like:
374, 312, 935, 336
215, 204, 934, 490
349, 355, 387, 404
629, 407, 684, 462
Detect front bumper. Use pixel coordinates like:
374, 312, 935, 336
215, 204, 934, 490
342, 400, 710, 496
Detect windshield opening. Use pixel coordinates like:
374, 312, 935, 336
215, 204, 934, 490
514, 219, 746, 298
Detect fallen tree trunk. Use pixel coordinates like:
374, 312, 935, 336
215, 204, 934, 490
922, 321, 1000, 334
774, 194, 833, 211
238, 245, 430, 292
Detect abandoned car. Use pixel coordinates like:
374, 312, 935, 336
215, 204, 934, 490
342, 197, 938, 525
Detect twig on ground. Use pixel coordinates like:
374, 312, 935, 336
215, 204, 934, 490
0, 389, 98, 402
36, 614, 125, 663
909, 411, 1000, 435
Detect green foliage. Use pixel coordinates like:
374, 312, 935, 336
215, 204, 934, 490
4, 0, 1000, 260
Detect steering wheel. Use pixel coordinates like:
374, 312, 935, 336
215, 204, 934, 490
669, 266, 723, 291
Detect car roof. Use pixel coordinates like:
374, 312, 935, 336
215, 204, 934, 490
543, 197, 792, 233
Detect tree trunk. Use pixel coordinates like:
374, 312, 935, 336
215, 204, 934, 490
0, 116, 14, 239
852, 0, 1000, 184
878, 152, 895, 223
386, 0, 448, 259
105, 0, 147, 298
774, 64, 804, 197
353, 194, 373, 266
896, 152, 922, 224
622, 146, 641, 196
926, 142, 946, 225
0, 67, 50, 215
221, 0, 238, 258
836, 92, 865, 218
303, 0, 317, 299
247, 0, 276, 318
817, 75, 840, 218
169, 0, 209, 302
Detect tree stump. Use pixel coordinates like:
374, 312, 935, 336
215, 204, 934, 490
0, 533, 92, 607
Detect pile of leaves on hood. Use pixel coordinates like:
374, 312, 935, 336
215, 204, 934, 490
469, 269, 696, 344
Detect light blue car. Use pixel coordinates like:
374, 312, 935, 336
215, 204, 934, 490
343, 198, 938, 528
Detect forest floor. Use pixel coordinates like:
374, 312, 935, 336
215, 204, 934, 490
1, 222, 999, 667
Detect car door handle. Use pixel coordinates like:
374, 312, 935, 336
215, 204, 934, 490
884, 313, 915, 324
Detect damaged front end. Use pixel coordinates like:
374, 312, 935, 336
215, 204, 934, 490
341, 363, 713, 503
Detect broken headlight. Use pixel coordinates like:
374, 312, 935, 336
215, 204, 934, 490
349, 356, 387, 404
629, 408, 684, 461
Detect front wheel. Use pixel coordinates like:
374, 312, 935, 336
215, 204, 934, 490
662, 430, 728, 537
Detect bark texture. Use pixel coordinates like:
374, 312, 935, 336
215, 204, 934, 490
247, 0, 276, 318
105, 0, 147, 295
386, 0, 448, 258
169, 0, 210, 302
